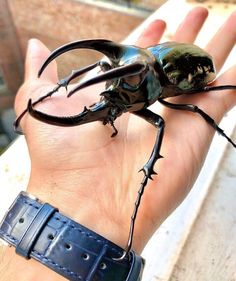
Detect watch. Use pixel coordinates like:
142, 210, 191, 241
0, 191, 145, 281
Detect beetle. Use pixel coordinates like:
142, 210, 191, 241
14, 39, 236, 260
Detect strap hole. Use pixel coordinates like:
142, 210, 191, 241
65, 243, 71, 250
82, 253, 90, 260
19, 218, 24, 223
48, 234, 54, 240
100, 262, 107, 270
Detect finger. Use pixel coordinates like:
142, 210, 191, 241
25, 38, 58, 83
135, 19, 166, 48
213, 65, 236, 110
205, 11, 236, 72
173, 7, 208, 43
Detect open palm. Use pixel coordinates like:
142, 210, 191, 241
15, 7, 236, 256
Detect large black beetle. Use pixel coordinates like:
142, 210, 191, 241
14, 39, 236, 259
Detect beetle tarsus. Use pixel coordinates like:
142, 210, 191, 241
13, 84, 61, 133
110, 121, 118, 137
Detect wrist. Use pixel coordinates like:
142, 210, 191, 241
0, 248, 66, 281
26, 174, 131, 251
0, 192, 145, 281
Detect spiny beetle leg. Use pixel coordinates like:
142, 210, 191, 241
61, 61, 111, 90
202, 85, 236, 93
13, 84, 61, 133
13, 61, 110, 134
188, 85, 236, 95
158, 99, 236, 148
115, 109, 165, 260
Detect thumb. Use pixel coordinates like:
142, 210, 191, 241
24, 38, 58, 83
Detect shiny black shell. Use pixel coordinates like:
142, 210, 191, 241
148, 42, 216, 98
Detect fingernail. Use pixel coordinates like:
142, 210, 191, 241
27, 38, 39, 53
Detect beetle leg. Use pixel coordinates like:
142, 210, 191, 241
193, 85, 236, 93
114, 109, 165, 260
13, 84, 61, 134
102, 116, 118, 137
13, 61, 111, 133
58, 61, 107, 89
109, 120, 118, 137
55, 61, 111, 93
158, 99, 236, 148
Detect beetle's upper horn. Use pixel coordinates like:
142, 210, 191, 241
38, 39, 124, 77
67, 62, 147, 97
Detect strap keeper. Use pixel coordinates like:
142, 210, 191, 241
85, 243, 109, 281
16, 203, 57, 259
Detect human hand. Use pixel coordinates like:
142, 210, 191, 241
14, 6, 236, 261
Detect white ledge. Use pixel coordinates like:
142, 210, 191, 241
0, 1, 236, 280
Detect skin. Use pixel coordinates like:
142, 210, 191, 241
1, 7, 236, 281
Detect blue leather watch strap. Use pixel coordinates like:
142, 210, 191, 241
16, 202, 58, 258
0, 192, 145, 281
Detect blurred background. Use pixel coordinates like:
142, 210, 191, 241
0, 0, 235, 154
0, 0, 166, 154
1, 1, 236, 280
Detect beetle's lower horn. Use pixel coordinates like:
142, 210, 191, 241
67, 62, 147, 97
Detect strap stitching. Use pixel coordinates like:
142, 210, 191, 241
0, 197, 129, 280
0, 230, 82, 280
20, 198, 122, 255
32, 250, 83, 280
0, 230, 18, 243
